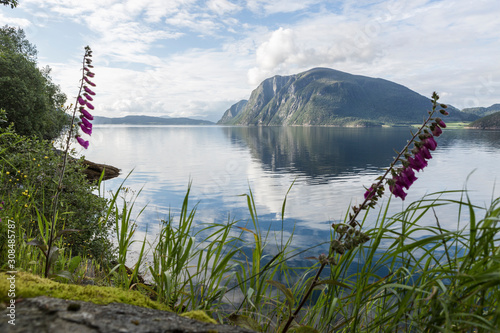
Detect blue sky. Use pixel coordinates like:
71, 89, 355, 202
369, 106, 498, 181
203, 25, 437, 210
2, 0, 500, 121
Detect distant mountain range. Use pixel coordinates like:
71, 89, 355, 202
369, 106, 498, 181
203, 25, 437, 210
217, 68, 478, 126
93, 115, 214, 125
461, 104, 500, 118
468, 111, 500, 129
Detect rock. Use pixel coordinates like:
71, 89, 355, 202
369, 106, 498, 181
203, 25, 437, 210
1, 296, 256, 333
81, 159, 120, 182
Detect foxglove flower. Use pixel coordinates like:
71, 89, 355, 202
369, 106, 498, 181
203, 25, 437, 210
408, 154, 427, 171
80, 116, 92, 129
80, 107, 94, 120
83, 93, 93, 101
86, 101, 94, 110
418, 146, 432, 160
76, 136, 89, 149
79, 122, 92, 135
84, 86, 96, 95
432, 125, 443, 137
395, 172, 412, 190
84, 76, 96, 87
435, 117, 446, 128
389, 183, 407, 200
423, 136, 437, 151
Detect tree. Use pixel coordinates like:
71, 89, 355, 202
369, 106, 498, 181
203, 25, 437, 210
0, 0, 18, 8
0, 26, 69, 140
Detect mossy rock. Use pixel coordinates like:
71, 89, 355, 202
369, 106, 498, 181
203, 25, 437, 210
0, 271, 170, 311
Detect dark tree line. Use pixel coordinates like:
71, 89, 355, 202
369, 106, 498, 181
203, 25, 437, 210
0, 26, 69, 140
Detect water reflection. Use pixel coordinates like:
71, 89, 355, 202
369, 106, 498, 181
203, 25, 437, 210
84, 126, 500, 263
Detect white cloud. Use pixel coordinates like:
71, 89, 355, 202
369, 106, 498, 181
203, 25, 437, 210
208, 0, 241, 15
6, 0, 500, 118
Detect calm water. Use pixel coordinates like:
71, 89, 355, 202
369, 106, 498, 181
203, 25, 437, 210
84, 126, 500, 260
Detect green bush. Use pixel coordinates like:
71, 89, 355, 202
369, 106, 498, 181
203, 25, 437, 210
0, 124, 114, 266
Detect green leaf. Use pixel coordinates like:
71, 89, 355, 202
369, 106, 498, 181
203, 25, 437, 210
266, 280, 295, 308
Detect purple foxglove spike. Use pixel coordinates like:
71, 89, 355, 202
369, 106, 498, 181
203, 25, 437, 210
76, 136, 89, 149
423, 137, 438, 151
80, 108, 94, 120
418, 146, 432, 160
84, 77, 96, 87
78, 96, 86, 105
81, 117, 92, 128
84, 86, 96, 95
79, 122, 92, 136
86, 101, 94, 110
83, 93, 93, 101
432, 126, 443, 137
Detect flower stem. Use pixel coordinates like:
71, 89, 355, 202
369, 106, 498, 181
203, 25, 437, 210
44, 51, 88, 278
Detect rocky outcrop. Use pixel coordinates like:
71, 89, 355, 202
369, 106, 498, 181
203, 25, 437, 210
1, 296, 255, 333
217, 100, 248, 124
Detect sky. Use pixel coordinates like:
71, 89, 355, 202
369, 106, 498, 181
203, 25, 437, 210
1, 0, 500, 121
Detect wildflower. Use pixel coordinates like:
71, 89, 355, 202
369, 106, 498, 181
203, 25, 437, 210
417, 146, 432, 160
435, 117, 446, 128
80, 117, 92, 129
84, 77, 96, 87
86, 101, 94, 110
80, 108, 94, 121
83, 93, 93, 101
389, 182, 407, 200
6, 171, 9, 175
395, 172, 411, 190
422, 136, 438, 151
78, 96, 86, 105
44, 156, 48, 159
408, 154, 427, 171
432, 125, 442, 137
364, 185, 376, 200
79, 123, 92, 136
76, 136, 89, 149
84, 86, 96, 96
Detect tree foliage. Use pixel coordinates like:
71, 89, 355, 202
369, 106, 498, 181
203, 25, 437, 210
0, 26, 69, 140
0, 0, 18, 8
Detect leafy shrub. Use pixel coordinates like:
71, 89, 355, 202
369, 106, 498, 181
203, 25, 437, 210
0, 124, 114, 266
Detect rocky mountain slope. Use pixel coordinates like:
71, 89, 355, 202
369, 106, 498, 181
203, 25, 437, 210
218, 68, 475, 126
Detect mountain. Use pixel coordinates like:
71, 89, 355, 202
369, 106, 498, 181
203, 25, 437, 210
218, 100, 248, 124
93, 115, 214, 125
461, 104, 500, 118
468, 111, 500, 129
218, 68, 475, 126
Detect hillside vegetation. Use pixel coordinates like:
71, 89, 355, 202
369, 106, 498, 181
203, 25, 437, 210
468, 110, 500, 129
